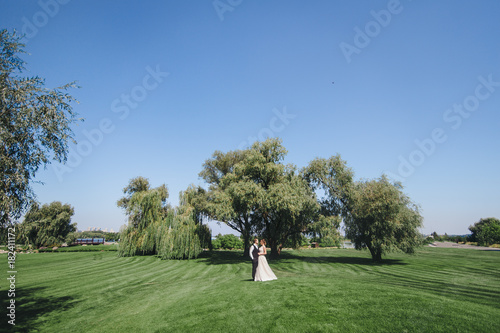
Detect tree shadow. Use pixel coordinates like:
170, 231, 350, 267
1, 286, 78, 332
198, 250, 407, 266
198, 250, 247, 265
373, 270, 500, 308
275, 251, 408, 266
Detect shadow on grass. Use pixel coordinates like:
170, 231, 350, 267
275, 251, 408, 266
198, 250, 246, 265
374, 270, 500, 308
1, 286, 77, 332
198, 250, 407, 266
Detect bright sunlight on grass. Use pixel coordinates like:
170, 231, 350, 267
3, 247, 500, 332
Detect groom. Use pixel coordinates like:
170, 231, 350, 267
249, 238, 259, 280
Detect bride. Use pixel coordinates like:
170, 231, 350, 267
254, 239, 277, 281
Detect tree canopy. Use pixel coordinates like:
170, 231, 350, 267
0, 29, 80, 227
17, 201, 77, 248
117, 177, 210, 259
301, 155, 354, 219
345, 175, 423, 261
198, 148, 255, 255
469, 217, 500, 246
199, 138, 319, 258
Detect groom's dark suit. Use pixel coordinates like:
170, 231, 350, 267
251, 244, 259, 280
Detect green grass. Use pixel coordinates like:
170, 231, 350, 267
2, 247, 499, 332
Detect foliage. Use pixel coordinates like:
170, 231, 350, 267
301, 155, 352, 249
211, 233, 243, 250
301, 155, 354, 218
307, 215, 342, 247
469, 217, 500, 246
198, 148, 254, 254
17, 201, 77, 248
431, 231, 441, 241
282, 234, 309, 248
64, 230, 120, 246
178, 184, 210, 227
0, 29, 80, 227
429, 232, 469, 243
117, 176, 169, 230
345, 175, 423, 261
200, 138, 319, 258
78, 230, 120, 241
117, 177, 210, 259
155, 211, 204, 260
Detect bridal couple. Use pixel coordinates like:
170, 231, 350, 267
250, 238, 277, 282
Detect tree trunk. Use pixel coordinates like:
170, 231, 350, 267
242, 230, 251, 257
269, 239, 280, 260
368, 245, 382, 262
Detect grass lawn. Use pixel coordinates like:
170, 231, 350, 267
2, 247, 499, 332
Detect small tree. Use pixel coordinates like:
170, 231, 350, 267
431, 231, 441, 241
469, 218, 500, 246
211, 233, 243, 250
18, 201, 77, 248
345, 175, 423, 261
307, 215, 342, 247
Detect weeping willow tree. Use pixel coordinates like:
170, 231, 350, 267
117, 177, 210, 259
156, 186, 211, 259
156, 212, 201, 259
117, 177, 167, 256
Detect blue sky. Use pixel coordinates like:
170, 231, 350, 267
2, 0, 499, 235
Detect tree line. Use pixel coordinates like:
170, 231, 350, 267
429, 218, 500, 246
186, 138, 423, 261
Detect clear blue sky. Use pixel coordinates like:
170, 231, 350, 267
2, 0, 499, 235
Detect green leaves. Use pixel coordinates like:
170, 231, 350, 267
469, 217, 500, 246
301, 155, 354, 218
200, 138, 319, 257
117, 177, 208, 259
17, 201, 76, 248
345, 175, 423, 261
1, 29, 80, 226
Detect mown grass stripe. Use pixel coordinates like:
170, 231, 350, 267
3, 247, 500, 332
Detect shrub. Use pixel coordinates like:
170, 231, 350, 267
211, 234, 243, 250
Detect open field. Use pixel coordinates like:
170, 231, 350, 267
2, 247, 500, 332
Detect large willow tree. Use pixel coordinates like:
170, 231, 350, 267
117, 177, 210, 259
198, 149, 254, 255
200, 138, 319, 258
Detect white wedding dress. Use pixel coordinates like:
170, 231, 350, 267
254, 246, 277, 281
